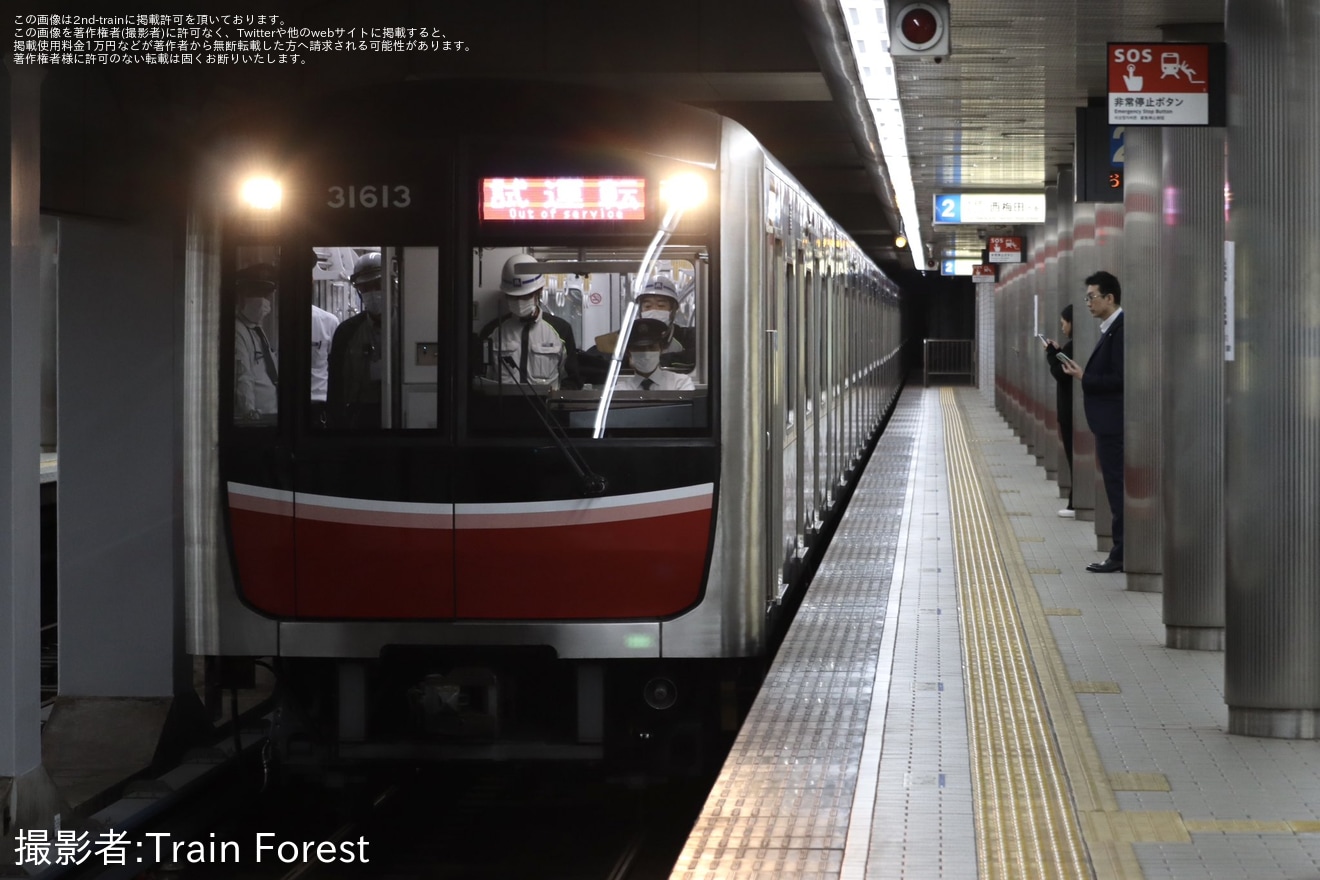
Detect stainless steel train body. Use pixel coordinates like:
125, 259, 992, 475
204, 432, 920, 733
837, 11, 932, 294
184, 82, 904, 748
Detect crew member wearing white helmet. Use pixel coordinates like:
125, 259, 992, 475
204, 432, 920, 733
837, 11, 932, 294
327, 251, 386, 428
234, 262, 279, 421
614, 319, 695, 392
477, 254, 581, 390
634, 275, 695, 369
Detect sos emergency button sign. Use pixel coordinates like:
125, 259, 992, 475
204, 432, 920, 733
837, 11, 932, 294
1108, 43, 1225, 126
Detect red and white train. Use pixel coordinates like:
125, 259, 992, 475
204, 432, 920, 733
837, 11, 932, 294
184, 81, 906, 762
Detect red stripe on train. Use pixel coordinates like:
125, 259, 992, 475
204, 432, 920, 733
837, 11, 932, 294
231, 497, 712, 620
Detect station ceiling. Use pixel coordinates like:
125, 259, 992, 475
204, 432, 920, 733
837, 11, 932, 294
39, 0, 1226, 274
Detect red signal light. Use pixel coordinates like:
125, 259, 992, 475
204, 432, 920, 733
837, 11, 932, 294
889, 1, 949, 56
900, 8, 940, 46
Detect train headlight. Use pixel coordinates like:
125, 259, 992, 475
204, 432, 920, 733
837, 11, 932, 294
239, 176, 282, 210
659, 173, 707, 211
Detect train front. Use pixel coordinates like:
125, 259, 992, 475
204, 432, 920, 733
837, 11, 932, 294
184, 87, 752, 761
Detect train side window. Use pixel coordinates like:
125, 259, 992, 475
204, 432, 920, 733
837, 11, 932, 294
233, 251, 281, 427
315, 246, 439, 431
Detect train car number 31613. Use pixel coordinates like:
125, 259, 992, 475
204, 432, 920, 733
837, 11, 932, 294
326, 185, 412, 209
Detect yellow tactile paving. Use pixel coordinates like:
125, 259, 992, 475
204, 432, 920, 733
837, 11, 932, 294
1109, 773, 1171, 792
945, 389, 1320, 878
1081, 811, 1190, 843
1072, 681, 1123, 694
940, 389, 1091, 880
1182, 819, 1292, 833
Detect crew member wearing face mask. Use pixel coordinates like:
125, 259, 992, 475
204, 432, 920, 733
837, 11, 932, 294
634, 276, 696, 370
233, 262, 280, 421
327, 250, 386, 429
476, 254, 581, 390
614, 319, 695, 392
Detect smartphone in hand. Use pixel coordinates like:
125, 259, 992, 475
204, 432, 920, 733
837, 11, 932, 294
1055, 351, 1075, 366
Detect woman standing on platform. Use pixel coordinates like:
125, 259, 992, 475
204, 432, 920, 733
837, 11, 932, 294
1042, 304, 1074, 517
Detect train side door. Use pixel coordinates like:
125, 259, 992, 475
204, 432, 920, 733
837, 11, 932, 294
765, 232, 788, 604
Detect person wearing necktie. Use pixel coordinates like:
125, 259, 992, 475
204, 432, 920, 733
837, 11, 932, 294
477, 254, 580, 391
614, 318, 695, 392
327, 251, 387, 429
233, 262, 279, 422
1061, 270, 1125, 574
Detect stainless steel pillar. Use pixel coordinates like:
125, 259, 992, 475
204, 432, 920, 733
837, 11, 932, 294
977, 277, 995, 404
1122, 127, 1164, 594
1090, 203, 1125, 553
1069, 202, 1098, 522
1039, 186, 1060, 476
1160, 127, 1225, 651
1010, 262, 1028, 438
1054, 172, 1076, 504
1225, 0, 1320, 738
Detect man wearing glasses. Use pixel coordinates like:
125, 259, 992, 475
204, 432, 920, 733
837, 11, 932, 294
1061, 270, 1125, 574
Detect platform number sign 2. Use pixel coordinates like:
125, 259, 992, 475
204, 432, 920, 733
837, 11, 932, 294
936, 195, 961, 223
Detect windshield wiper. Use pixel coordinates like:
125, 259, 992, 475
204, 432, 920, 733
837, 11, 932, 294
498, 356, 606, 496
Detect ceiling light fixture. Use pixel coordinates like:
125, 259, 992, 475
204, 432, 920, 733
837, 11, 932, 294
840, 2, 924, 265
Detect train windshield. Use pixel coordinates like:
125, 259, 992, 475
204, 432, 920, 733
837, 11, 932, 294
308, 246, 438, 431
470, 246, 710, 438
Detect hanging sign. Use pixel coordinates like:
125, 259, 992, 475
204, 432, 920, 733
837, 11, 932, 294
934, 193, 1046, 224
987, 236, 1023, 264
972, 264, 997, 283
1107, 43, 1226, 126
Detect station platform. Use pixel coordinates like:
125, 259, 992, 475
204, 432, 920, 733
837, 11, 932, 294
672, 386, 1320, 880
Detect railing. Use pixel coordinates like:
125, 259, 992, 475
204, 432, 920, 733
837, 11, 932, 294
923, 338, 976, 387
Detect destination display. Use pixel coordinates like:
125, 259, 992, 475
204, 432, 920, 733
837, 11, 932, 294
481, 177, 647, 221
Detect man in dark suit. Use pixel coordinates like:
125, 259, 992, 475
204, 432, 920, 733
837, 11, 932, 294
1061, 270, 1124, 573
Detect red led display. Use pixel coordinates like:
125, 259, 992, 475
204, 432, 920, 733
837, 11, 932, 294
481, 177, 646, 222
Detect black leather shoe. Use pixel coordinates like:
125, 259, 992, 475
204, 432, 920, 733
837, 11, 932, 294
1086, 559, 1123, 573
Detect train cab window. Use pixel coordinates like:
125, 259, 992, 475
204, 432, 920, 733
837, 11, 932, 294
314, 246, 440, 431
469, 246, 709, 437
233, 252, 281, 427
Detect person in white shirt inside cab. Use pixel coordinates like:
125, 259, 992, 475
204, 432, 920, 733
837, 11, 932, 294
233, 262, 279, 421
614, 318, 695, 392
477, 254, 581, 390
309, 302, 340, 428
634, 275, 695, 370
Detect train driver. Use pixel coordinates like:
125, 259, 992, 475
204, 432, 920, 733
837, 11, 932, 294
477, 255, 581, 390
326, 251, 385, 429
635, 276, 695, 370
234, 262, 279, 421
614, 318, 695, 392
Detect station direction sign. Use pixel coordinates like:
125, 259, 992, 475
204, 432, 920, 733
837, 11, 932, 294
1107, 43, 1226, 126
972, 264, 996, 283
987, 236, 1023, 264
933, 193, 1046, 225
940, 258, 981, 277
